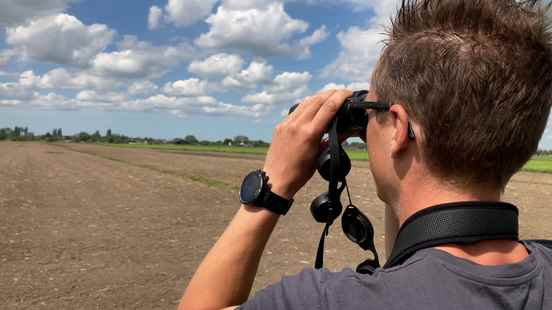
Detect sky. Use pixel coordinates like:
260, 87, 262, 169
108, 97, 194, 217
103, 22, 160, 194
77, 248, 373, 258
1, 0, 552, 148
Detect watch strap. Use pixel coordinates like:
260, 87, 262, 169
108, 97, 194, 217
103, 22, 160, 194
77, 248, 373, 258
259, 190, 294, 215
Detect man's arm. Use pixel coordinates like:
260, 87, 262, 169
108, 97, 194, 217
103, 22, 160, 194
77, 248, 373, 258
178, 90, 353, 310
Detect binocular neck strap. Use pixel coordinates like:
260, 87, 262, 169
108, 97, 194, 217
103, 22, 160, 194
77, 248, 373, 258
383, 201, 519, 268
314, 118, 343, 269
328, 117, 341, 199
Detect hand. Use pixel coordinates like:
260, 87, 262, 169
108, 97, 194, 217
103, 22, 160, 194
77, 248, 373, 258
263, 90, 353, 199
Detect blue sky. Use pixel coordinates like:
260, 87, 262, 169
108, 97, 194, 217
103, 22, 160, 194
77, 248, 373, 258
1, 0, 552, 148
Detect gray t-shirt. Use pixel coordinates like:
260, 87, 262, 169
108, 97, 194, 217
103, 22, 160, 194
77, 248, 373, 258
239, 241, 552, 309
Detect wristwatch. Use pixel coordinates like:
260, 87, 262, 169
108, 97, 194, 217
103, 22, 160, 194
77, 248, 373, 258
239, 169, 294, 215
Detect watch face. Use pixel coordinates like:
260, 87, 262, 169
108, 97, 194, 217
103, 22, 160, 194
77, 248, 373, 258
240, 171, 263, 204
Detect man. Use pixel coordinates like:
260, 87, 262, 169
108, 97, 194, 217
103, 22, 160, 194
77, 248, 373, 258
179, 0, 552, 309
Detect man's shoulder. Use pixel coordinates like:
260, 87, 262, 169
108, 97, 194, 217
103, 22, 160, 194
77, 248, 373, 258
525, 239, 552, 251
241, 244, 552, 309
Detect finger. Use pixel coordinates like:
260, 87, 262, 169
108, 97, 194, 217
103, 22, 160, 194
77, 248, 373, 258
295, 90, 337, 123
285, 94, 317, 122
311, 90, 353, 134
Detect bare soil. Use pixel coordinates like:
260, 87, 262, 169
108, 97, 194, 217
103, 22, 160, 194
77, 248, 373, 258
1, 142, 551, 309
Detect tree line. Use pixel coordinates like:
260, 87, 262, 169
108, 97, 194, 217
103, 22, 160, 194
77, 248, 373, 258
536, 149, 552, 156
0, 126, 271, 147
4, 125, 552, 154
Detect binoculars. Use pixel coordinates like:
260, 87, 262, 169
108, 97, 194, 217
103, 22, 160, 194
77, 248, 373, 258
288, 90, 380, 270
289, 90, 373, 135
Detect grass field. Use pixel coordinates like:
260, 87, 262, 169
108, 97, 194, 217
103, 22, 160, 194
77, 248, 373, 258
102, 143, 552, 173
523, 157, 552, 173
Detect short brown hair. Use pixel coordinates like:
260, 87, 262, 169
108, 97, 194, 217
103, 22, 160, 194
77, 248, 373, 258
373, 0, 552, 188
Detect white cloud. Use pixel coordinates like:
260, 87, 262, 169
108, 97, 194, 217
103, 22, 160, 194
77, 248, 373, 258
222, 59, 274, 88
92, 35, 195, 79
0, 82, 37, 100
19, 68, 123, 91
323, 26, 386, 82
201, 101, 266, 117
0, 0, 72, 27
222, 0, 274, 10
116, 94, 266, 118
128, 81, 158, 96
164, 0, 219, 27
269, 72, 311, 92
188, 53, 244, 77
323, 1, 399, 81
18, 70, 40, 88
6, 14, 115, 67
33, 93, 82, 110
148, 6, 163, 30
195, 2, 326, 57
321, 82, 370, 91
76, 90, 128, 103
162, 79, 208, 97
242, 71, 311, 105
14, 92, 95, 110
296, 25, 329, 58
0, 100, 21, 107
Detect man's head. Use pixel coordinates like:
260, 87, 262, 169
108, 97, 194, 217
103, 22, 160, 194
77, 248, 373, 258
367, 0, 552, 200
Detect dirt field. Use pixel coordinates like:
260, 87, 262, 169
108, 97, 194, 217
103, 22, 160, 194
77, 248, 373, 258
1, 142, 552, 309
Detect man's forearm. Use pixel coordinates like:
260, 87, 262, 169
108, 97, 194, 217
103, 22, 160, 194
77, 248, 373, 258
178, 205, 280, 310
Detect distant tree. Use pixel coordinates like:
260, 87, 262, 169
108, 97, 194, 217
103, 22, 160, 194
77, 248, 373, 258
234, 135, 249, 145
52, 128, 61, 138
0, 128, 8, 140
223, 138, 233, 146
105, 129, 115, 143
76, 132, 91, 142
92, 130, 101, 141
58, 128, 63, 138
184, 135, 199, 144
172, 138, 185, 145
251, 140, 269, 147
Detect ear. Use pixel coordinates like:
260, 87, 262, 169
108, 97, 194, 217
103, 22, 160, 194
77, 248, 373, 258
388, 104, 410, 157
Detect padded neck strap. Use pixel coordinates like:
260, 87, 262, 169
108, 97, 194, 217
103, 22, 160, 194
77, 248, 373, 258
384, 201, 519, 268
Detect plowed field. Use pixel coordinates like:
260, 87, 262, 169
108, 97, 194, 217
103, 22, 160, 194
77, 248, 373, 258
1, 142, 551, 309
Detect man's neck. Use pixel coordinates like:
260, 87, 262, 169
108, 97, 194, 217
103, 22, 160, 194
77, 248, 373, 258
396, 177, 501, 225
